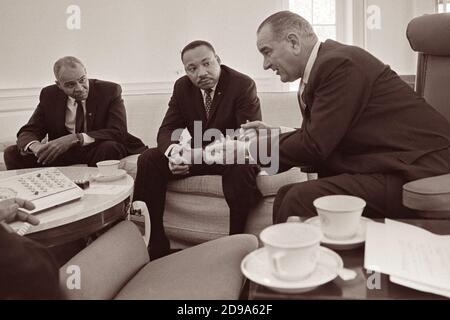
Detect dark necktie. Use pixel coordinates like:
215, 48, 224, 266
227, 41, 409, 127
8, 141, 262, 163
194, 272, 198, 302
204, 89, 213, 119
75, 100, 85, 133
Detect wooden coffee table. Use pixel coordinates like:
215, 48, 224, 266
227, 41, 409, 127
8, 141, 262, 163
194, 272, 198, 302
3, 166, 133, 248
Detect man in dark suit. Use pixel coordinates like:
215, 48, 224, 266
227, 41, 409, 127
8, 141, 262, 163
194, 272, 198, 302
0, 198, 60, 299
4, 56, 146, 169
234, 11, 449, 222
133, 40, 262, 259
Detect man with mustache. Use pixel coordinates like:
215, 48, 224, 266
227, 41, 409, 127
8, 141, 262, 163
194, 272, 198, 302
133, 40, 262, 260
4, 56, 146, 169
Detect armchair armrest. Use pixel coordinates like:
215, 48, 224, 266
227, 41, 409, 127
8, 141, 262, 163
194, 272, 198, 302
403, 174, 450, 218
59, 221, 149, 299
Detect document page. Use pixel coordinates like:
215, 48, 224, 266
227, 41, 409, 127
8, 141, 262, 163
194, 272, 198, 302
365, 219, 450, 296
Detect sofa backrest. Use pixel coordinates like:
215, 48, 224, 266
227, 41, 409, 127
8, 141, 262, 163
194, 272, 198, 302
124, 91, 302, 147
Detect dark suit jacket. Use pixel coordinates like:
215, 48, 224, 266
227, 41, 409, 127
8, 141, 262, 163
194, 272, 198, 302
0, 227, 60, 299
157, 65, 261, 153
16, 79, 146, 155
278, 40, 450, 181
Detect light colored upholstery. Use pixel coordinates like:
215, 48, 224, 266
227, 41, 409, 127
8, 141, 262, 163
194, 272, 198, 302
59, 221, 258, 300
407, 13, 450, 120
403, 13, 450, 218
0, 137, 15, 171
116, 233, 258, 300
59, 221, 149, 300
403, 174, 450, 212
121, 154, 307, 247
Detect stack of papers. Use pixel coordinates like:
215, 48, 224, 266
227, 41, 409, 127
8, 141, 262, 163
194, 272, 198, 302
365, 219, 450, 298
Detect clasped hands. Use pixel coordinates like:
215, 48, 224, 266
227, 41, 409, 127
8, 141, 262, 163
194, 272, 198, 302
168, 121, 274, 174
204, 120, 277, 164
29, 134, 78, 165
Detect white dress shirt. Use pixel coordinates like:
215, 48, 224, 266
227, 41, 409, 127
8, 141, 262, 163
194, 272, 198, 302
298, 40, 321, 112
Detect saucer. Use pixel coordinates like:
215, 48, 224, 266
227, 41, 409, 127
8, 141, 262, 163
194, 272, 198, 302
93, 169, 127, 182
304, 216, 373, 250
241, 246, 343, 294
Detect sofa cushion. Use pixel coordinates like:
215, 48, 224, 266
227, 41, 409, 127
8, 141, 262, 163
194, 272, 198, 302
0, 138, 16, 171
115, 234, 258, 299
167, 168, 305, 197
119, 155, 306, 197
403, 174, 450, 211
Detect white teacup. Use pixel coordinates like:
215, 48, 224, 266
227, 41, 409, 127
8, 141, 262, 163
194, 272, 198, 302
259, 222, 322, 281
96, 160, 120, 176
313, 195, 366, 240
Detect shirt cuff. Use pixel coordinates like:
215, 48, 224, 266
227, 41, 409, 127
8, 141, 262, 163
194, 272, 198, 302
24, 140, 40, 154
81, 133, 95, 146
165, 143, 180, 158
246, 140, 256, 164
279, 126, 295, 134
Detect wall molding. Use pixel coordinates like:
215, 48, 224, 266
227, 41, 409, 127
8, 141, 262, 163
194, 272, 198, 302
0, 77, 281, 101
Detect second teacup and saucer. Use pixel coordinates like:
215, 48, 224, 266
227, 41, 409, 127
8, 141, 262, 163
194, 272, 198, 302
306, 195, 373, 250
241, 221, 346, 294
304, 216, 373, 250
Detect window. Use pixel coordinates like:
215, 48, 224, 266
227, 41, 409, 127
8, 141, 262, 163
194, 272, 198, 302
288, 0, 338, 91
437, 0, 450, 12
289, 0, 337, 41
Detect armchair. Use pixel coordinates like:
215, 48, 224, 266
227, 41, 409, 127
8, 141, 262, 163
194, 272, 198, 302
402, 13, 450, 218
59, 220, 258, 299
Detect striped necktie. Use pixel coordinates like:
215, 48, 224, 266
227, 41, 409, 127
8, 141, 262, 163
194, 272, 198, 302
204, 88, 213, 118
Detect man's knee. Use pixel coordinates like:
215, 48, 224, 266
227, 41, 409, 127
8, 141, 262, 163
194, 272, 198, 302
274, 181, 325, 223
137, 147, 166, 171
96, 141, 126, 156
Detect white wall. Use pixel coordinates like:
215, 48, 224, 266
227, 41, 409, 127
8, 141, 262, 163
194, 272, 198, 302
363, 0, 435, 75
0, 0, 438, 92
0, 0, 283, 92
